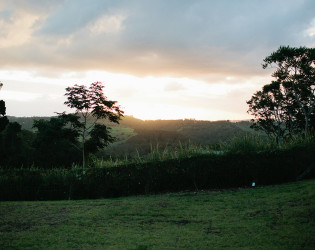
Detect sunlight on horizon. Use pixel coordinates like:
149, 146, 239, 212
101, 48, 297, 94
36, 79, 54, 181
1, 69, 259, 120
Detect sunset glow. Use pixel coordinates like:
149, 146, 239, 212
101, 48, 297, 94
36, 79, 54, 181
0, 0, 314, 120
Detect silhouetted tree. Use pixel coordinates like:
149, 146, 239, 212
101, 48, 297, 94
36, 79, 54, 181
64, 82, 124, 167
0, 83, 9, 166
0, 83, 9, 132
4, 122, 21, 153
33, 114, 82, 168
0, 83, 35, 168
85, 123, 115, 154
247, 46, 315, 141
262, 46, 315, 136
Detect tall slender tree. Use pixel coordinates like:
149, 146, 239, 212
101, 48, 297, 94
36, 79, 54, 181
64, 82, 124, 168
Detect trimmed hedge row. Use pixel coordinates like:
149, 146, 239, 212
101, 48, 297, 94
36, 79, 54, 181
1, 143, 315, 201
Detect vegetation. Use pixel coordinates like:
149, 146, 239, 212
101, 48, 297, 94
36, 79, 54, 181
1, 47, 315, 249
3, 115, 258, 167
64, 82, 124, 168
1, 138, 314, 201
1, 179, 314, 249
0, 47, 314, 200
0, 82, 29, 168
0, 82, 9, 132
247, 46, 315, 143
0, 82, 126, 169
32, 114, 82, 168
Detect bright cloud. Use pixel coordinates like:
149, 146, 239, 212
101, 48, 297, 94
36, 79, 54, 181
0, 10, 40, 48
0, 0, 314, 120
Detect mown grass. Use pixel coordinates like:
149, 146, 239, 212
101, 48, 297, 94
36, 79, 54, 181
1, 179, 314, 249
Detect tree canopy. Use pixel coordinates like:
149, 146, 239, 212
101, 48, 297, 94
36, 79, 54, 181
32, 114, 82, 168
64, 82, 124, 167
247, 46, 315, 142
0, 82, 9, 132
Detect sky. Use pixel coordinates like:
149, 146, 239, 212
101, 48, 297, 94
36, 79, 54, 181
0, 0, 315, 121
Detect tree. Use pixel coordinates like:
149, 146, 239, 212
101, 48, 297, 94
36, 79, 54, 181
247, 81, 289, 144
33, 114, 82, 168
247, 46, 315, 141
262, 46, 315, 136
0, 82, 9, 132
0, 83, 35, 168
4, 122, 22, 153
64, 82, 124, 168
0, 82, 9, 167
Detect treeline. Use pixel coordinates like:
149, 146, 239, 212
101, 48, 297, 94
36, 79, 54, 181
0, 116, 82, 168
0, 82, 124, 169
2, 115, 257, 166
103, 120, 252, 157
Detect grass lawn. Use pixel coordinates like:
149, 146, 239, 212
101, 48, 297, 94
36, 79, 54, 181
1, 179, 314, 249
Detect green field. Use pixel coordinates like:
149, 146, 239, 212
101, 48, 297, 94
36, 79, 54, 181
1, 179, 314, 249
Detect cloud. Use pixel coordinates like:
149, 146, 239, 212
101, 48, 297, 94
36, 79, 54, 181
89, 14, 126, 35
164, 82, 186, 92
0, 0, 314, 79
0, 9, 40, 48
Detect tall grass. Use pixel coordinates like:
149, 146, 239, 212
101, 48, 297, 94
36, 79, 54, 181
88, 142, 213, 168
221, 134, 278, 153
147, 142, 212, 161
88, 133, 314, 168
282, 133, 315, 149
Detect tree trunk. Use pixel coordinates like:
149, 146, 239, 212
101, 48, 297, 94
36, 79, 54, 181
82, 113, 87, 169
82, 139, 85, 169
305, 115, 309, 138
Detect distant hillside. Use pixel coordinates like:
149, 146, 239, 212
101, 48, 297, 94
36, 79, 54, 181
8, 115, 259, 157
7, 116, 51, 131
100, 116, 259, 156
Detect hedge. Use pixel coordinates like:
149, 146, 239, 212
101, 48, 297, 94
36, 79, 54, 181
1, 143, 314, 201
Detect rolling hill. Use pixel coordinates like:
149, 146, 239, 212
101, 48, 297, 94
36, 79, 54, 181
8, 115, 259, 157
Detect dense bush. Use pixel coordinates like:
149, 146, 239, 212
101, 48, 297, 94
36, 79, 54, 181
1, 142, 314, 201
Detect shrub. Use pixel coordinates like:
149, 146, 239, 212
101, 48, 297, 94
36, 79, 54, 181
1, 141, 314, 201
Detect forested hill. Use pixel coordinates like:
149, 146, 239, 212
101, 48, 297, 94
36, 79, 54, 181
8, 115, 258, 156
119, 116, 255, 145
111, 117, 258, 156
8, 116, 50, 131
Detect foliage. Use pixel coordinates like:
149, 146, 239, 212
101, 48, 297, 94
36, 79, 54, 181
103, 120, 253, 158
0, 100, 9, 132
263, 46, 315, 134
1, 141, 314, 201
7, 116, 258, 159
247, 46, 315, 142
0, 84, 34, 168
0, 82, 9, 132
247, 81, 294, 143
222, 134, 278, 153
0, 122, 23, 168
64, 82, 124, 167
85, 124, 114, 154
32, 114, 82, 168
